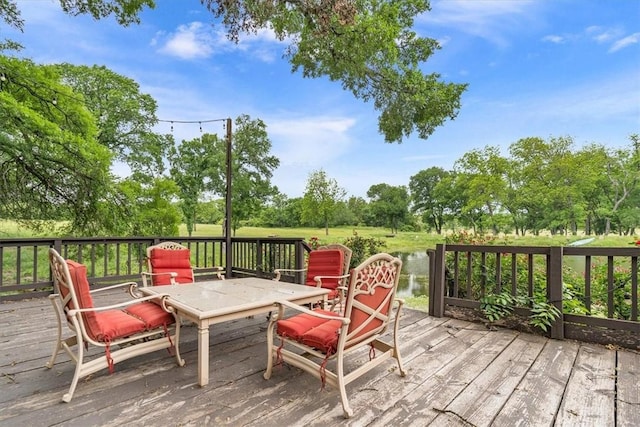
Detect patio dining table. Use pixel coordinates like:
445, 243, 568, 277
138, 277, 329, 387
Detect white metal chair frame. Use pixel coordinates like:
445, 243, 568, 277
142, 241, 224, 286
46, 249, 184, 402
264, 253, 406, 418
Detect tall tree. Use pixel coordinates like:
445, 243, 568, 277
207, 115, 280, 235
301, 169, 347, 235
3, 0, 467, 144
454, 146, 509, 234
169, 134, 216, 236
409, 166, 449, 233
366, 183, 409, 234
55, 63, 171, 175
600, 134, 640, 234
0, 56, 115, 233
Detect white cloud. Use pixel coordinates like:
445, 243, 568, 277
586, 25, 624, 44
609, 33, 640, 53
421, 0, 538, 48
156, 22, 215, 59
268, 116, 356, 166
542, 35, 565, 44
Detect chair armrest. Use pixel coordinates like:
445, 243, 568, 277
273, 300, 350, 325
67, 294, 170, 317
193, 266, 225, 280
141, 271, 177, 286
313, 274, 350, 288
273, 268, 305, 281
88, 281, 139, 294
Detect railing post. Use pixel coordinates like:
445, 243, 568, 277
430, 244, 446, 317
295, 241, 305, 284
548, 246, 565, 340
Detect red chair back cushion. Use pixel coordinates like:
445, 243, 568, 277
65, 260, 160, 342
65, 260, 101, 336
305, 250, 344, 290
149, 248, 193, 285
348, 265, 397, 343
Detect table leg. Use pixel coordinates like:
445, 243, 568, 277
197, 323, 209, 386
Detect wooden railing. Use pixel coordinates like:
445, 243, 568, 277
0, 236, 308, 302
428, 244, 639, 349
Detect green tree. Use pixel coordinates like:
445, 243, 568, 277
366, 183, 409, 234
0, 56, 115, 234
169, 134, 217, 236
509, 136, 584, 235
301, 169, 347, 235
55, 63, 171, 175
454, 146, 509, 234
206, 115, 280, 235
117, 176, 181, 236
409, 166, 449, 233
3, 0, 466, 144
601, 135, 640, 234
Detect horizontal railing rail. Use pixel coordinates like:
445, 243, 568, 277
0, 236, 308, 302
428, 244, 639, 349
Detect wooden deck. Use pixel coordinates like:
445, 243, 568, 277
1, 292, 638, 426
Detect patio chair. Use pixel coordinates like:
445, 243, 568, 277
273, 244, 351, 310
142, 241, 224, 286
264, 252, 406, 418
46, 248, 184, 402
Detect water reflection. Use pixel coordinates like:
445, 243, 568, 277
393, 251, 430, 298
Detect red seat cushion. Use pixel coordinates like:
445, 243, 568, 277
305, 250, 344, 290
124, 302, 175, 329
277, 309, 342, 354
91, 310, 148, 342
65, 260, 162, 342
149, 248, 193, 285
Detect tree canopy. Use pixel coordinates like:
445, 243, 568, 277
2, 0, 466, 143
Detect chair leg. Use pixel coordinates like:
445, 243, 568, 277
46, 296, 64, 369
393, 302, 407, 377
336, 355, 353, 418
263, 321, 276, 380
63, 336, 85, 403
172, 321, 185, 367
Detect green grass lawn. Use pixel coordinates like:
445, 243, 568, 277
183, 224, 637, 253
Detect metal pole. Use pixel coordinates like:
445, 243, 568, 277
225, 117, 233, 278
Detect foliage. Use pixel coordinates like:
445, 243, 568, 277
479, 290, 561, 332
3, 0, 466, 144
409, 167, 449, 234
342, 231, 386, 269
0, 56, 114, 234
366, 183, 410, 234
169, 133, 216, 236
55, 63, 170, 175
201, 0, 467, 143
301, 169, 346, 235
202, 115, 280, 235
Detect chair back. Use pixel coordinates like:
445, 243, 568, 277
49, 249, 102, 340
305, 249, 344, 290
342, 253, 402, 347
318, 243, 352, 287
146, 241, 194, 285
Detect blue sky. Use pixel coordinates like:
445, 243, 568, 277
6, 0, 640, 198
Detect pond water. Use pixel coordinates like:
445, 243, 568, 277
393, 251, 430, 298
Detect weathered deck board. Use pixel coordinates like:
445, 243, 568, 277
555, 344, 617, 426
492, 339, 580, 426
1, 293, 638, 426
